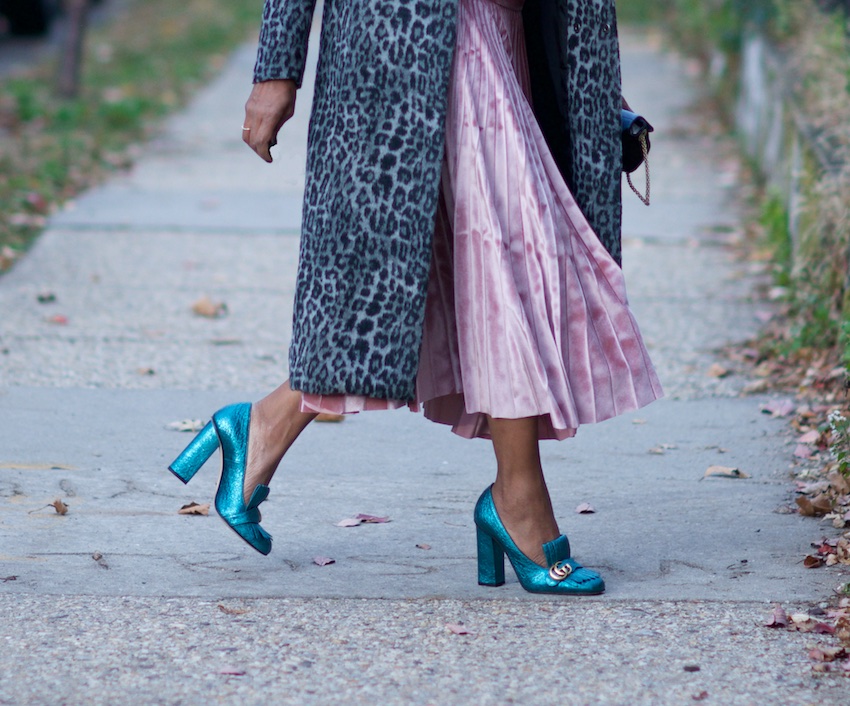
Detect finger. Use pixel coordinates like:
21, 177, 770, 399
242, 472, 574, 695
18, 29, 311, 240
255, 140, 273, 163
248, 125, 276, 162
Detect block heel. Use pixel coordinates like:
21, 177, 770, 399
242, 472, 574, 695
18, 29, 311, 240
168, 421, 219, 483
477, 526, 506, 587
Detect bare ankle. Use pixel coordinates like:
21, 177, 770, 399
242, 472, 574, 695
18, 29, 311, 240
491, 481, 560, 566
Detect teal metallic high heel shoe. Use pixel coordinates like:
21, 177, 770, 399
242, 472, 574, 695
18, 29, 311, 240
168, 403, 272, 556
474, 485, 604, 595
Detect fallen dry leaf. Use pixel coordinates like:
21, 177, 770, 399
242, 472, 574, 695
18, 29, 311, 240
794, 444, 814, 459
166, 419, 205, 432
814, 622, 837, 635
692, 692, 709, 702
217, 604, 249, 615
446, 623, 472, 635
355, 513, 390, 523
25, 191, 49, 213
798, 430, 821, 444
704, 466, 750, 479
192, 296, 228, 319
836, 616, 850, 645
760, 399, 796, 418
753, 362, 775, 377
809, 646, 847, 662
742, 379, 770, 394
9, 213, 45, 228
791, 613, 815, 628
178, 502, 210, 516
707, 364, 731, 378
765, 604, 788, 628
91, 551, 109, 570
0, 246, 18, 270
833, 472, 850, 492
209, 338, 242, 346
683, 665, 701, 673
804, 555, 824, 569
28, 497, 73, 516
796, 480, 830, 495
1, 576, 17, 583
575, 502, 596, 514
313, 556, 335, 566
416, 543, 432, 550
796, 495, 832, 517
338, 514, 392, 528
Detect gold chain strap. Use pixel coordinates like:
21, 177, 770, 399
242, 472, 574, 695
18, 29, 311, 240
626, 133, 650, 206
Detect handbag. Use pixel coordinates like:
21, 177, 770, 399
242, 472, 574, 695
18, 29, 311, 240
621, 110, 653, 206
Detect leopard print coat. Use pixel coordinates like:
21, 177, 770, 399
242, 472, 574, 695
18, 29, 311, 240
254, 0, 623, 401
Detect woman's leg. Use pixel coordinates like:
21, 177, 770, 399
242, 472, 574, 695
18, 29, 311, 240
488, 416, 561, 567
243, 380, 317, 504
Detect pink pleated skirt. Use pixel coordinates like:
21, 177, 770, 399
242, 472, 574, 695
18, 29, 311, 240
301, 0, 663, 439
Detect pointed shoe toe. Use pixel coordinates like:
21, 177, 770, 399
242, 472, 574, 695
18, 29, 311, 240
215, 482, 273, 556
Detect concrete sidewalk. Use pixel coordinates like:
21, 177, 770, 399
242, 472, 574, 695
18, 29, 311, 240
1, 18, 848, 706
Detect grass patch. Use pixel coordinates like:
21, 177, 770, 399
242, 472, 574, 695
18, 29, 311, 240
0, 0, 261, 267
759, 191, 793, 287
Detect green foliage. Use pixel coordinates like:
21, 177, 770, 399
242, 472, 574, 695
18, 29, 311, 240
792, 303, 840, 351
759, 192, 792, 286
0, 0, 261, 262
626, 0, 850, 360
6, 79, 44, 122
839, 320, 850, 367
619, 0, 795, 50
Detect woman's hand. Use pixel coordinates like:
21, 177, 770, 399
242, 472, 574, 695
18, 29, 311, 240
242, 79, 298, 163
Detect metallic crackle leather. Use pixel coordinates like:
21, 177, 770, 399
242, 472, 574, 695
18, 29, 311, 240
168, 422, 218, 483
211, 404, 272, 556
168, 403, 272, 556
473, 485, 604, 595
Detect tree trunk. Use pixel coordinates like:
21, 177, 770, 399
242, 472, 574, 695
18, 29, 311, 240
57, 0, 90, 99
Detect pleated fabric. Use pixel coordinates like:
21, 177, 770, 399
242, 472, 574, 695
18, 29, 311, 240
301, 0, 663, 439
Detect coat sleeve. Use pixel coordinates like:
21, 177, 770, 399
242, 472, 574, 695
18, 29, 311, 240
253, 0, 318, 87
